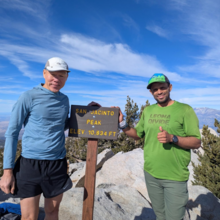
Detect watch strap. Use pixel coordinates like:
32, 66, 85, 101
118, 120, 129, 129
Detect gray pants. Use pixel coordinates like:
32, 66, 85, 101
144, 171, 188, 220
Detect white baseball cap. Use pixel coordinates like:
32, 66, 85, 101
45, 57, 70, 73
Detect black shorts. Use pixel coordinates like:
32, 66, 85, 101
13, 156, 73, 199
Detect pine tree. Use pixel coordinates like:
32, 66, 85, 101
192, 119, 220, 198
110, 96, 150, 154
125, 96, 139, 127
65, 137, 88, 163
139, 100, 150, 119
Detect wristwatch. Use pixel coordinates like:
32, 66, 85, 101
172, 135, 178, 144
118, 120, 129, 130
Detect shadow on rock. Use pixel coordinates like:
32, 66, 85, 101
134, 207, 156, 220
187, 192, 220, 220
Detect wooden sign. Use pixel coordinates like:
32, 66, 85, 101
69, 105, 119, 140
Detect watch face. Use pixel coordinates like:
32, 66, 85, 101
173, 135, 178, 143
121, 121, 126, 127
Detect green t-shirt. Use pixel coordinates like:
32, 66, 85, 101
135, 101, 201, 181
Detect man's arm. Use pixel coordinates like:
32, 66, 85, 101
112, 106, 141, 140
173, 136, 201, 149
122, 127, 140, 140
157, 126, 201, 149
0, 92, 31, 194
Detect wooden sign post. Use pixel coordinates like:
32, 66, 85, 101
69, 105, 119, 220
82, 138, 98, 220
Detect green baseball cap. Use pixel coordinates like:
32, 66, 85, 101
147, 73, 170, 89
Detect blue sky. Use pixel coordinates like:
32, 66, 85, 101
0, 0, 220, 115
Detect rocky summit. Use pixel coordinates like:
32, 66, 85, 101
1, 148, 220, 220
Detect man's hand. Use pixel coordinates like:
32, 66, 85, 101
0, 169, 15, 194
88, 101, 101, 107
111, 106, 123, 123
157, 126, 172, 143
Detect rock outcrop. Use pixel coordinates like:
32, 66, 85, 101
187, 185, 220, 220
39, 184, 155, 220
95, 148, 150, 201
188, 150, 200, 187
1, 148, 219, 220
70, 149, 114, 187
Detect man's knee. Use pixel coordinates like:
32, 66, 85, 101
20, 196, 40, 220
21, 214, 38, 220
44, 204, 60, 215
44, 194, 63, 218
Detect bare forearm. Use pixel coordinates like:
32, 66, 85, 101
174, 136, 201, 149
122, 127, 140, 140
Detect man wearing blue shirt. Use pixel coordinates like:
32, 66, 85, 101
0, 57, 72, 220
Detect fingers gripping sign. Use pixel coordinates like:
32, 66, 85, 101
111, 106, 123, 123
157, 126, 172, 143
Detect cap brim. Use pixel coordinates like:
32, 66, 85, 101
45, 67, 70, 73
147, 81, 167, 89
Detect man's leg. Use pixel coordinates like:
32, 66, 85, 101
144, 171, 166, 220
20, 194, 41, 220
44, 193, 63, 220
163, 180, 188, 220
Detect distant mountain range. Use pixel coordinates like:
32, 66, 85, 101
0, 107, 219, 148
193, 107, 220, 132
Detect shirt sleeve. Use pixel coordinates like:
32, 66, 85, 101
3, 92, 32, 169
183, 106, 201, 139
135, 109, 146, 138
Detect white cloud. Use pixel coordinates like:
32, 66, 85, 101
3, 53, 41, 79
0, 85, 29, 95
173, 87, 220, 96
0, 33, 181, 80
168, 0, 220, 78
171, 86, 220, 108
0, 76, 14, 81
121, 14, 139, 33
169, 0, 188, 10
146, 25, 170, 39
178, 96, 220, 107
0, 0, 50, 21
66, 82, 220, 111
1, 0, 220, 113
60, 34, 180, 79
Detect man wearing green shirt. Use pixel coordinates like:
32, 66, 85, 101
117, 73, 201, 220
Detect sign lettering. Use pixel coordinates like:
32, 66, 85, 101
69, 105, 119, 140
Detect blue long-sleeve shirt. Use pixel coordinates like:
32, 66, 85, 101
3, 84, 69, 169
